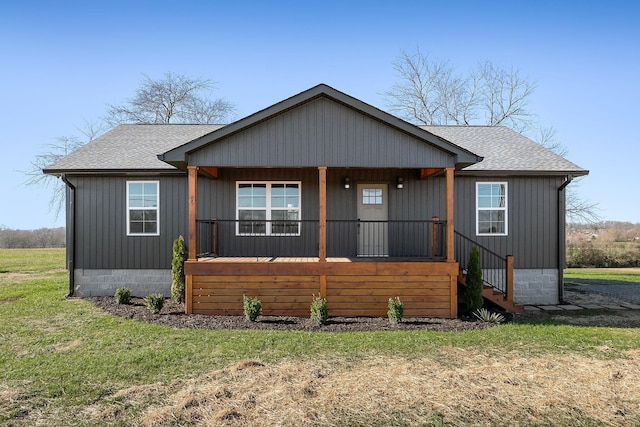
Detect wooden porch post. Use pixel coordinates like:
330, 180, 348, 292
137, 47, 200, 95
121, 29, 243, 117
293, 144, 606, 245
187, 166, 199, 261
445, 167, 455, 261
318, 166, 327, 262
506, 255, 514, 303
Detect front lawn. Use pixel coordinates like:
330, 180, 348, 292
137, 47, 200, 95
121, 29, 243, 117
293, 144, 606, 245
1, 249, 639, 426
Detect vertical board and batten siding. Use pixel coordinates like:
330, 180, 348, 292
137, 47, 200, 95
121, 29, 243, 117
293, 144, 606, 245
187, 97, 454, 168
455, 175, 563, 269
71, 175, 188, 269
196, 168, 447, 257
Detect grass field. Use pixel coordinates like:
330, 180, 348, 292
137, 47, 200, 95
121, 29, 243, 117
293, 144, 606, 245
1, 249, 639, 426
565, 267, 640, 285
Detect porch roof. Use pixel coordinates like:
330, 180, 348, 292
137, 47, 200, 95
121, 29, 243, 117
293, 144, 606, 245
159, 84, 483, 170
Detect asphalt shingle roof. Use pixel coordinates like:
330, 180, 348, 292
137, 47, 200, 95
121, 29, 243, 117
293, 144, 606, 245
424, 125, 587, 175
44, 124, 222, 172
44, 123, 587, 176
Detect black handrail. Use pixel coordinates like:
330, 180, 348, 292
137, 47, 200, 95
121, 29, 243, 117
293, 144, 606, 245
196, 219, 446, 259
454, 230, 508, 296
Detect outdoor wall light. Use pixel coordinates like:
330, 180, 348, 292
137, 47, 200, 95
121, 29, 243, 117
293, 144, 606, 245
344, 177, 350, 189
396, 177, 404, 189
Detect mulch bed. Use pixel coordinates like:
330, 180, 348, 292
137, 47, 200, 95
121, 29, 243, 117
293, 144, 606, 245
88, 297, 494, 332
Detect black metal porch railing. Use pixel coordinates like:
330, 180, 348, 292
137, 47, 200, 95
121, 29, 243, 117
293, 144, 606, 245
196, 219, 447, 259
454, 230, 508, 296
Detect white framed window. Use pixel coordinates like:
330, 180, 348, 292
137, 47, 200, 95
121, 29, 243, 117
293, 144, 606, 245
127, 181, 159, 236
362, 188, 383, 205
476, 182, 507, 236
236, 182, 301, 236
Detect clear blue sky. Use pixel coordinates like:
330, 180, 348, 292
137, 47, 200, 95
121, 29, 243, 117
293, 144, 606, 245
1, 0, 638, 229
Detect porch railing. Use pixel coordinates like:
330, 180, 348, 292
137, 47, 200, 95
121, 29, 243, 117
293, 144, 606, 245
454, 230, 514, 301
196, 218, 446, 259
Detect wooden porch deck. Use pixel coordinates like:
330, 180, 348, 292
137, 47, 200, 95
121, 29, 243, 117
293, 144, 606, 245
185, 258, 459, 318
196, 257, 440, 263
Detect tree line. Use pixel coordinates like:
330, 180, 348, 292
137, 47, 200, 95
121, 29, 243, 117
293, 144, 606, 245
567, 221, 640, 268
0, 227, 65, 248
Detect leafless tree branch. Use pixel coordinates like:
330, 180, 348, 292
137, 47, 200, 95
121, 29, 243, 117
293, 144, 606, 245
106, 72, 235, 125
386, 48, 600, 223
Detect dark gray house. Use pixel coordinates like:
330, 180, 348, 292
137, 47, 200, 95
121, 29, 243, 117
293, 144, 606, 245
44, 84, 587, 317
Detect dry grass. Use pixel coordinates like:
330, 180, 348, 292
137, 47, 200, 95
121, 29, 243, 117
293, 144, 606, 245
74, 348, 640, 426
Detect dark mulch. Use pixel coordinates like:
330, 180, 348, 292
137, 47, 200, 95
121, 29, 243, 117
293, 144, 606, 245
88, 297, 494, 332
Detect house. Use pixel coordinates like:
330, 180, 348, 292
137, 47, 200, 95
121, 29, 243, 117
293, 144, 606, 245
44, 84, 588, 318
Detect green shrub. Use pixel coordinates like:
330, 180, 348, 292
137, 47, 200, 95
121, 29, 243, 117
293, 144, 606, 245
464, 246, 484, 313
144, 293, 165, 314
387, 296, 404, 324
114, 287, 131, 305
171, 235, 188, 303
310, 294, 328, 326
243, 295, 262, 322
473, 307, 506, 324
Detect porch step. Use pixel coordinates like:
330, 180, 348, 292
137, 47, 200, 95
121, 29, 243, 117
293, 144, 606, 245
482, 285, 524, 313
458, 272, 523, 313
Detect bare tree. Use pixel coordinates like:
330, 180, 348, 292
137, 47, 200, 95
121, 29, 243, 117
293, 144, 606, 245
106, 72, 235, 125
385, 48, 535, 130
28, 72, 236, 219
24, 121, 106, 218
386, 48, 600, 223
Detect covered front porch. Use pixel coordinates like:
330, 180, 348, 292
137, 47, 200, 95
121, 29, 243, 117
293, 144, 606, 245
184, 166, 461, 318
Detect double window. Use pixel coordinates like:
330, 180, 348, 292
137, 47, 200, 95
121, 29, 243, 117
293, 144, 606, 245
237, 182, 301, 235
476, 182, 507, 236
127, 181, 159, 236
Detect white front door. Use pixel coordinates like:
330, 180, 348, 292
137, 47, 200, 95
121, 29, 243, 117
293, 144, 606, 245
357, 184, 389, 256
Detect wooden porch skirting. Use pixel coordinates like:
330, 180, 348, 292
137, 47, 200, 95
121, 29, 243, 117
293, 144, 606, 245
185, 259, 459, 318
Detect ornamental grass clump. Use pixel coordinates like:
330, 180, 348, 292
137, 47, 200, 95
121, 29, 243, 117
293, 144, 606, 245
243, 295, 262, 322
473, 307, 506, 324
144, 293, 165, 314
114, 287, 131, 305
310, 294, 328, 326
387, 296, 404, 324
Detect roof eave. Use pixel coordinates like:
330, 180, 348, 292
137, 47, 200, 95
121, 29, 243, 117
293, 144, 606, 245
43, 168, 182, 176
457, 169, 589, 177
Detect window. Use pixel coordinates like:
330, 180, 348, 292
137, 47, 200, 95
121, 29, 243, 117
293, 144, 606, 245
476, 182, 507, 235
362, 188, 383, 205
237, 182, 300, 235
127, 181, 159, 236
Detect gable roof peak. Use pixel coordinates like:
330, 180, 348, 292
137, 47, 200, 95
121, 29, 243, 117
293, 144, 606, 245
159, 83, 482, 169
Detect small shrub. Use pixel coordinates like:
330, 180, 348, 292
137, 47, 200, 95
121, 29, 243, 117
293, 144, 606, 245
144, 293, 165, 314
464, 246, 484, 313
171, 235, 188, 303
473, 308, 505, 324
310, 294, 328, 326
243, 295, 262, 322
387, 296, 404, 324
114, 287, 131, 305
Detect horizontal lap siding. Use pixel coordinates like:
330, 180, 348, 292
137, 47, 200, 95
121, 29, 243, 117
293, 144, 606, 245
326, 275, 451, 317
192, 275, 318, 316
188, 262, 458, 318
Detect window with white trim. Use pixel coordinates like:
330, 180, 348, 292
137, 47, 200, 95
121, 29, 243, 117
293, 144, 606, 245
237, 182, 301, 235
127, 181, 159, 236
476, 182, 507, 236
